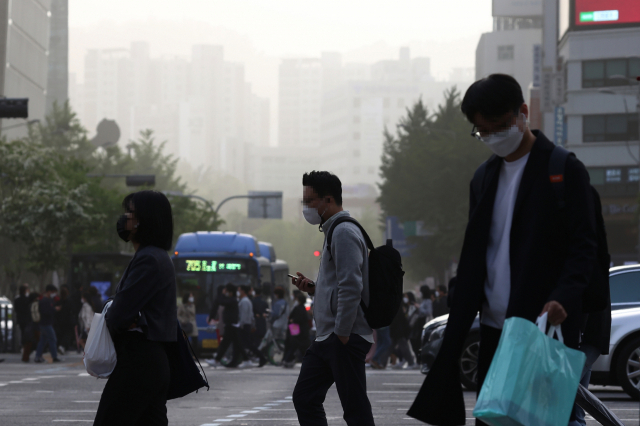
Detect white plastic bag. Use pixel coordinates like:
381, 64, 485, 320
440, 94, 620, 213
84, 301, 117, 378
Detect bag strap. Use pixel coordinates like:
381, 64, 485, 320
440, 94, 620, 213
548, 145, 573, 210
325, 217, 376, 261
535, 313, 564, 343
183, 328, 210, 392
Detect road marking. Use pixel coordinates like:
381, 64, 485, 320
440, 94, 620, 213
41, 410, 95, 413
213, 420, 234, 422
285, 396, 292, 399
78, 373, 90, 376
73, 401, 100, 403
36, 390, 53, 393
226, 414, 246, 417
200, 424, 221, 426
275, 399, 291, 402
367, 391, 416, 393
241, 411, 259, 413
252, 407, 271, 410
382, 383, 421, 386
52, 421, 93, 423
264, 403, 280, 406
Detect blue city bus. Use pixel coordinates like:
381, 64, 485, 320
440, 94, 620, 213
258, 241, 290, 293
172, 232, 272, 353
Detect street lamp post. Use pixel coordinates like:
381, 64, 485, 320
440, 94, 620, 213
163, 191, 215, 216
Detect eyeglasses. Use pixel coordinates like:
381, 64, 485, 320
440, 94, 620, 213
470, 111, 519, 140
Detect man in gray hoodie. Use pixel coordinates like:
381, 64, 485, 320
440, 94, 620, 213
291, 171, 374, 426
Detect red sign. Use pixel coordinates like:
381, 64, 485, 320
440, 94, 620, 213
575, 0, 640, 26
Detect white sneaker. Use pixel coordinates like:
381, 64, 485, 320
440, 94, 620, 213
239, 361, 253, 369
57, 346, 66, 355
405, 363, 420, 370
391, 362, 406, 370
205, 359, 219, 368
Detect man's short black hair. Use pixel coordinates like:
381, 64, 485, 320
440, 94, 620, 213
45, 284, 57, 293
240, 285, 251, 295
297, 294, 307, 305
461, 74, 525, 123
123, 190, 174, 251
225, 283, 237, 294
302, 171, 342, 206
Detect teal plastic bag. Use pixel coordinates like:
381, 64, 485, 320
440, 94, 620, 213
473, 314, 585, 426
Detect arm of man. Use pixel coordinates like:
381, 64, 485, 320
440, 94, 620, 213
332, 225, 366, 343
544, 158, 598, 324
106, 252, 162, 332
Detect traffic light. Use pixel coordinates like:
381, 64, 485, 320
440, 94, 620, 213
313, 250, 321, 257
126, 175, 155, 187
0, 98, 28, 118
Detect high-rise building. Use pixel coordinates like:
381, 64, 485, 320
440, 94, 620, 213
475, 0, 543, 105
46, 0, 67, 115
0, 0, 51, 139
558, 0, 640, 264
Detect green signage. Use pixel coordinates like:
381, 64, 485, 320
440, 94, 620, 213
580, 11, 594, 22
184, 259, 244, 272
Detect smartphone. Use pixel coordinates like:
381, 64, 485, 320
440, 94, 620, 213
288, 273, 315, 286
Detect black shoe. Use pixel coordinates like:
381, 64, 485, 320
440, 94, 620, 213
52, 358, 62, 363
258, 357, 267, 367
34, 358, 45, 363
225, 363, 239, 368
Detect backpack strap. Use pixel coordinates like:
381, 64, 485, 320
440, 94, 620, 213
548, 145, 573, 209
325, 216, 375, 261
471, 155, 496, 203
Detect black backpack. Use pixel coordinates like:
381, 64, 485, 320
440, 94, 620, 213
325, 217, 405, 329
472, 146, 610, 314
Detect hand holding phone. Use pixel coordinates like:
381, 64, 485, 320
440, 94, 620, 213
289, 272, 316, 293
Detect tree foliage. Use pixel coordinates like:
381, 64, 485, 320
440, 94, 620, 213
378, 88, 490, 281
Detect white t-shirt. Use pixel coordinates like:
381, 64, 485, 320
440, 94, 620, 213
481, 153, 530, 329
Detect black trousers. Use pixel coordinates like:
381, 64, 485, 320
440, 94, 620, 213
94, 332, 170, 426
284, 334, 310, 363
293, 333, 374, 426
475, 324, 577, 426
240, 325, 265, 361
215, 325, 243, 366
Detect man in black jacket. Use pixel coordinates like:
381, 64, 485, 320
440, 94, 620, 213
35, 285, 62, 363
209, 283, 243, 368
408, 74, 598, 425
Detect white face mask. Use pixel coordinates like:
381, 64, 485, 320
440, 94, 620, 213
435, 291, 440, 298
236, 291, 241, 298
50, 293, 57, 298
188, 297, 194, 303
25, 291, 30, 297
403, 297, 409, 304
480, 113, 525, 157
302, 205, 322, 225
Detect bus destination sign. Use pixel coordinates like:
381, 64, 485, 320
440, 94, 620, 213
184, 259, 244, 273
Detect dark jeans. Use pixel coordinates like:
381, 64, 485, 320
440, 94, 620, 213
94, 332, 170, 426
284, 334, 310, 363
293, 333, 374, 426
215, 325, 243, 366
35, 325, 58, 360
371, 326, 391, 366
241, 325, 265, 361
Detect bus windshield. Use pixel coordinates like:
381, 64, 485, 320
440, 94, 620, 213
173, 256, 258, 315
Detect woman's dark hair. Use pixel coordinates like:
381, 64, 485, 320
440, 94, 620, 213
302, 171, 342, 205
82, 292, 92, 303
273, 286, 285, 299
19, 284, 28, 297
420, 285, 432, 300
59, 286, 69, 299
296, 294, 307, 305
406, 291, 416, 304
89, 286, 98, 296
461, 74, 524, 123
123, 190, 174, 250
182, 292, 191, 304
225, 283, 237, 294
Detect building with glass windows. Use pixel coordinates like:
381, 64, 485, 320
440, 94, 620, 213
559, 0, 640, 263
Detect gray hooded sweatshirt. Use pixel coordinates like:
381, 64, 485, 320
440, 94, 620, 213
314, 211, 373, 341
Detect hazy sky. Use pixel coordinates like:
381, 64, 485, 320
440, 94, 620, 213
69, 0, 493, 75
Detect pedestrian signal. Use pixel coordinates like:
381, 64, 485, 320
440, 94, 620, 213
313, 250, 320, 257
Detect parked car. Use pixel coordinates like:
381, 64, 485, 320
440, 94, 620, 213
0, 296, 13, 348
419, 265, 640, 399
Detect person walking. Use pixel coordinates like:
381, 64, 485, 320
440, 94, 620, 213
177, 292, 198, 347
14, 284, 32, 362
270, 286, 289, 341
291, 170, 375, 426
207, 283, 243, 368
94, 190, 178, 426
78, 292, 94, 350
54, 285, 74, 355
34, 285, 62, 363
432, 285, 450, 318
390, 297, 416, 370
252, 286, 269, 347
26, 292, 41, 361
238, 285, 267, 367
408, 74, 598, 425
283, 293, 311, 368
406, 292, 423, 359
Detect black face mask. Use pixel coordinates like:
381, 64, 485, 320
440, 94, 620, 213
116, 214, 131, 242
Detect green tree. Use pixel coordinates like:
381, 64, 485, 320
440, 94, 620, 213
378, 88, 489, 282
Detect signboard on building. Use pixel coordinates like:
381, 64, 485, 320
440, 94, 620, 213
554, 106, 565, 146
248, 191, 283, 219
492, 0, 543, 17
560, 0, 640, 35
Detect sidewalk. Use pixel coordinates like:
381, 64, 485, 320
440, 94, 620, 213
0, 351, 85, 365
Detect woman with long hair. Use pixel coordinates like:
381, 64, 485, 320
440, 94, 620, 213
94, 191, 177, 426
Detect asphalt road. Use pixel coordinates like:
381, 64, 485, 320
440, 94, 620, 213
0, 353, 637, 426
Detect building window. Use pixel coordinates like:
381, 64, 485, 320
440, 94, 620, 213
383, 98, 390, 108
606, 169, 622, 183
583, 114, 639, 142
353, 132, 361, 140
629, 168, 640, 182
353, 149, 360, 157
497, 45, 514, 61
582, 58, 640, 88
353, 98, 361, 108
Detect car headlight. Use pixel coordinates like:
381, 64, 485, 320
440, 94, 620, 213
428, 324, 446, 343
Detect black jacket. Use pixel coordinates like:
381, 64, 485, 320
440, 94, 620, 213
107, 245, 177, 342
14, 295, 31, 328
211, 294, 239, 326
288, 304, 310, 338
39, 297, 56, 326
389, 305, 410, 339
408, 132, 598, 425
